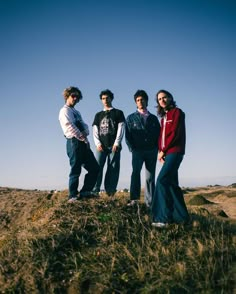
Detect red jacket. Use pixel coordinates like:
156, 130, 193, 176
158, 107, 186, 155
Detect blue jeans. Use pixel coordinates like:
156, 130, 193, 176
66, 138, 99, 198
93, 148, 121, 194
130, 148, 158, 207
152, 153, 189, 223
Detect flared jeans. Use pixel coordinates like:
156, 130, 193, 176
152, 153, 189, 223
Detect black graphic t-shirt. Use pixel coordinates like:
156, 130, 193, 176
92, 108, 125, 148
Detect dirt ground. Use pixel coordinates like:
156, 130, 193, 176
183, 185, 236, 220
0, 185, 235, 237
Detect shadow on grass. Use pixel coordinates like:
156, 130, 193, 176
0, 200, 235, 293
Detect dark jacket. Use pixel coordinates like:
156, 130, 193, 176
125, 111, 160, 151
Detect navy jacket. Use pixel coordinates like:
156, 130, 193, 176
125, 111, 160, 151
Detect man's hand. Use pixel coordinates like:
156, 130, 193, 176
112, 145, 119, 152
158, 151, 165, 163
160, 158, 165, 164
97, 144, 103, 152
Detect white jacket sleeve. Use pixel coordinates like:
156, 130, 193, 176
93, 125, 102, 146
114, 122, 125, 146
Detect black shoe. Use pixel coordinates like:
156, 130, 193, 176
80, 191, 99, 199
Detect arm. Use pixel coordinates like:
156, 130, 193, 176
113, 122, 125, 151
59, 107, 89, 143
93, 125, 103, 151
125, 118, 133, 152
161, 109, 183, 153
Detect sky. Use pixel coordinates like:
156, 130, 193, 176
0, 0, 235, 190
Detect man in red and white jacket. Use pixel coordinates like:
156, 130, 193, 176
151, 90, 189, 228
158, 107, 186, 160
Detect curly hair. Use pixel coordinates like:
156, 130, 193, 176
156, 89, 176, 117
99, 89, 114, 101
62, 86, 83, 100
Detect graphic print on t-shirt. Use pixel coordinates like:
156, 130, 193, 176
99, 114, 116, 136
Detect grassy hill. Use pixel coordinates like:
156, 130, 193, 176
0, 186, 235, 293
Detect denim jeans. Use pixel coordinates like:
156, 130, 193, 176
93, 148, 121, 194
66, 138, 99, 198
152, 153, 189, 223
130, 148, 158, 207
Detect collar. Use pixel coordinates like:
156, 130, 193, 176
137, 108, 149, 116
103, 107, 113, 111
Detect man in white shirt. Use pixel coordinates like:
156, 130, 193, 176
59, 86, 99, 202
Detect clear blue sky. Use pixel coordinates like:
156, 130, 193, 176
0, 0, 235, 190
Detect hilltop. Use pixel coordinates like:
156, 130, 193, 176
0, 185, 235, 293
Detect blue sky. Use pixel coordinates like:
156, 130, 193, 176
0, 0, 235, 190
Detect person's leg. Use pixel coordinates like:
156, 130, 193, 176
130, 150, 144, 200
80, 144, 99, 193
144, 148, 158, 207
93, 149, 107, 193
169, 156, 189, 223
104, 149, 121, 196
66, 138, 82, 199
152, 153, 182, 223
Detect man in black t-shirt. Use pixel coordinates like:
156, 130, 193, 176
92, 89, 125, 196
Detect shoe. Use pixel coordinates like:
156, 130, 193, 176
152, 222, 168, 228
80, 191, 99, 199
68, 197, 78, 203
92, 191, 100, 197
106, 191, 116, 197
127, 200, 139, 206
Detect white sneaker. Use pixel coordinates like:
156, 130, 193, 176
152, 222, 168, 228
68, 197, 78, 203
127, 200, 139, 206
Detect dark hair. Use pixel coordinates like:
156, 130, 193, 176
99, 89, 114, 101
62, 86, 83, 100
134, 90, 149, 106
156, 89, 176, 117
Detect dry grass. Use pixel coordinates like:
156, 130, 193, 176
0, 186, 235, 293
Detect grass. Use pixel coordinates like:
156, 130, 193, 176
0, 190, 235, 293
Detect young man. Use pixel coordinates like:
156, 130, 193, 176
151, 89, 189, 227
92, 89, 125, 196
125, 90, 160, 207
59, 86, 99, 202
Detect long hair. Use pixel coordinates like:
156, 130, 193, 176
156, 89, 176, 117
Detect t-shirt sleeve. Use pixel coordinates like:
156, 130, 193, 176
117, 110, 126, 123
92, 113, 99, 126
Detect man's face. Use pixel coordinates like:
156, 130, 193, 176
66, 93, 81, 107
135, 96, 147, 110
101, 95, 112, 109
157, 92, 171, 109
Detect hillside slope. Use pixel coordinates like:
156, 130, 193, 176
0, 186, 235, 293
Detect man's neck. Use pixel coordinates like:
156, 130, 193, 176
66, 102, 74, 108
104, 106, 113, 111
138, 108, 148, 114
